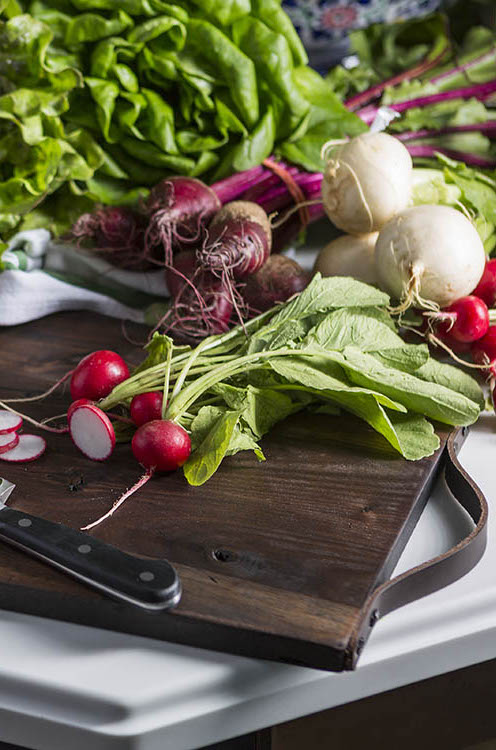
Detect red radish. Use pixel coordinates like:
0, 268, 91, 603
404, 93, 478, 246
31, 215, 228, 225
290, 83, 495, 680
70, 207, 149, 270
242, 255, 310, 312
0, 434, 46, 463
430, 296, 489, 344
436, 331, 472, 354
472, 326, 496, 376
144, 177, 221, 265
473, 260, 496, 307
70, 350, 129, 402
68, 398, 94, 421
130, 392, 163, 427
200, 201, 272, 280
0, 411, 22, 434
0, 432, 19, 455
69, 404, 115, 461
81, 419, 191, 531
132, 420, 191, 472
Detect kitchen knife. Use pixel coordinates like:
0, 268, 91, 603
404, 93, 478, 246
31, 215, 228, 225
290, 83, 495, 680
0, 477, 181, 610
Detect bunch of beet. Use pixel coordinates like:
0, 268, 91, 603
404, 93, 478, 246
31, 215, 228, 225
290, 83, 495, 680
69, 166, 319, 340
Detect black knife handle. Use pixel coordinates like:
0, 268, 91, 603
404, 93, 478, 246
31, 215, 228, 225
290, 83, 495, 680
0, 507, 181, 610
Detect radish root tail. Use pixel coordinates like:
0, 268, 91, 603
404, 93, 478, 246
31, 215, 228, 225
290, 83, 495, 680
81, 468, 154, 531
2, 369, 74, 403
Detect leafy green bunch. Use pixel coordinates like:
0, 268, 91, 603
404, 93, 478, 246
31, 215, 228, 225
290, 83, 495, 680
0, 0, 365, 237
100, 276, 484, 486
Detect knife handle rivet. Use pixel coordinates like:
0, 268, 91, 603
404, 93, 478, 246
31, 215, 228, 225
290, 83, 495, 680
78, 544, 92, 554
139, 571, 155, 582
18, 519, 32, 528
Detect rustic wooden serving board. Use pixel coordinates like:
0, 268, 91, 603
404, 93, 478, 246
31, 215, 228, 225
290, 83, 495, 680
0, 312, 457, 671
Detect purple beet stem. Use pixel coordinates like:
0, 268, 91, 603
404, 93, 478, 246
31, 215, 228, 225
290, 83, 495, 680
406, 144, 496, 168
344, 47, 450, 111
430, 47, 496, 86
210, 158, 324, 233
358, 79, 496, 125
397, 121, 496, 141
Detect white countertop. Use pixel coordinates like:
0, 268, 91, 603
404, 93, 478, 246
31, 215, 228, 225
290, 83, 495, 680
0, 415, 494, 750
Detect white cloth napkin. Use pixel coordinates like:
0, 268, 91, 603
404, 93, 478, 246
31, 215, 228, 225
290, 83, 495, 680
0, 230, 170, 326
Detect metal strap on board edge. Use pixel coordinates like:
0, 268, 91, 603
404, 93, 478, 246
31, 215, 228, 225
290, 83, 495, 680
344, 428, 489, 670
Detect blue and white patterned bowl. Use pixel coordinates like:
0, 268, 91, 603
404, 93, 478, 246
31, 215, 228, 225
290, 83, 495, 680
282, 0, 442, 68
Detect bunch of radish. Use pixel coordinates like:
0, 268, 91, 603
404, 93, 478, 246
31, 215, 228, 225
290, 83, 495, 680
50, 349, 191, 530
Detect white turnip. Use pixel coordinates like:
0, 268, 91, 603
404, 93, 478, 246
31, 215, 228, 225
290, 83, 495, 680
375, 205, 486, 310
313, 233, 378, 285
321, 133, 412, 235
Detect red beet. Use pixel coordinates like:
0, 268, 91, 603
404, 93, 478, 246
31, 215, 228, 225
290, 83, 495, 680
201, 201, 272, 280
70, 207, 149, 269
165, 250, 198, 299
242, 255, 310, 312
144, 177, 221, 265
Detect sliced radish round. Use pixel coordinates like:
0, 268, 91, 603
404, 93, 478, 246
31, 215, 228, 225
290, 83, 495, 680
69, 404, 115, 461
68, 398, 94, 422
0, 411, 22, 435
0, 434, 46, 463
0, 432, 19, 455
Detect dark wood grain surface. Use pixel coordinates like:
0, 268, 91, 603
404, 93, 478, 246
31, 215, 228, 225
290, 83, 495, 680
0, 311, 450, 670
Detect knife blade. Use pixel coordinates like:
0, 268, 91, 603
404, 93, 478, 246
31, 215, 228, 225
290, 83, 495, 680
0, 477, 181, 610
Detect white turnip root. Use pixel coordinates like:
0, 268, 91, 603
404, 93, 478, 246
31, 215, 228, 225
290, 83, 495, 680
313, 233, 379, 285
375, 205, 486, 310
322, 133, 412, 235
